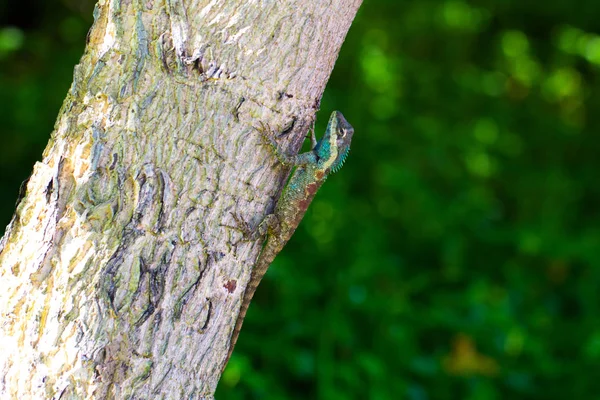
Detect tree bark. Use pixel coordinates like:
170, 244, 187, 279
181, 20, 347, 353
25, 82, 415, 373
0, 0, 361, 398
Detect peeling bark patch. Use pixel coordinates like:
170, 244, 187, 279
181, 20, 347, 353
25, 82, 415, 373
45, 180, 54, 204
100, 230, 142, 310
280, 117, 296, 136
276, 90, 294, 100
209, 251, 225, 263
109, 153, 118, 170
223, 280, 236, 293
149, 265, 167, 308
87, 168, 118, 206
151, 363, 173, 395
192, 55, 203, 74
15, 176, 31, 207
10, 262, 20, 276
165, 0, 190, 59
151, 310, 162, 336
54, 156, 75, 222
158, 32, 178, 74
231, 97, 245, 122
200, 298, 212, 331
135, 303, 156, 327
173, 259, 206, 321
133, 164, 165, 233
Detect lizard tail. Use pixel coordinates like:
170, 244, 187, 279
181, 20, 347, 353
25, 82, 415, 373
224, 278, 260, 366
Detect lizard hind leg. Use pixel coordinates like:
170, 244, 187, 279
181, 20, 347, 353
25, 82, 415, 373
227, 212, 279, 242
226, 212, 262, 242
257, 213, 280, 236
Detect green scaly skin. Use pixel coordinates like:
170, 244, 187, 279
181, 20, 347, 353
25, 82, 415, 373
226, 111, 355, 363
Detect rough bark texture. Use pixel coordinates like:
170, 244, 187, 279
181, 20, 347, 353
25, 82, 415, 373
0, 0, 361, 398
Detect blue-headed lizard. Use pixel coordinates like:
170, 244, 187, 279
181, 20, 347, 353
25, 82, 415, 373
226, 111, 354, 362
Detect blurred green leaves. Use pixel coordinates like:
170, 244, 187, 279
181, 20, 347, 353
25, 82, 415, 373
438, 1, 489, 33
556, 24, 600, 65
0, 27, 24, 58
360, 29, 401, 120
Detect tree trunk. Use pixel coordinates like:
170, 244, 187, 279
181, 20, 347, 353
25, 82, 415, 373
0, 0, 361, 398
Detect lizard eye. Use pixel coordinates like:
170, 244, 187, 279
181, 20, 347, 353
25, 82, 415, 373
338, 129, 346, 139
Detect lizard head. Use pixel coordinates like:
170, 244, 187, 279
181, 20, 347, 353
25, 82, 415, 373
316, 111, 354, 174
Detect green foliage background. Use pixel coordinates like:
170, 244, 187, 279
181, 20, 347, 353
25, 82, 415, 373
2, 1, 600, 398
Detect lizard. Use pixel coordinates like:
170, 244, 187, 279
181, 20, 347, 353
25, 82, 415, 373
225, 110, 355, 363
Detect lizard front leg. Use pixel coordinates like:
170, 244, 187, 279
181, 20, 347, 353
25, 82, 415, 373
256, 122, 318, 167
